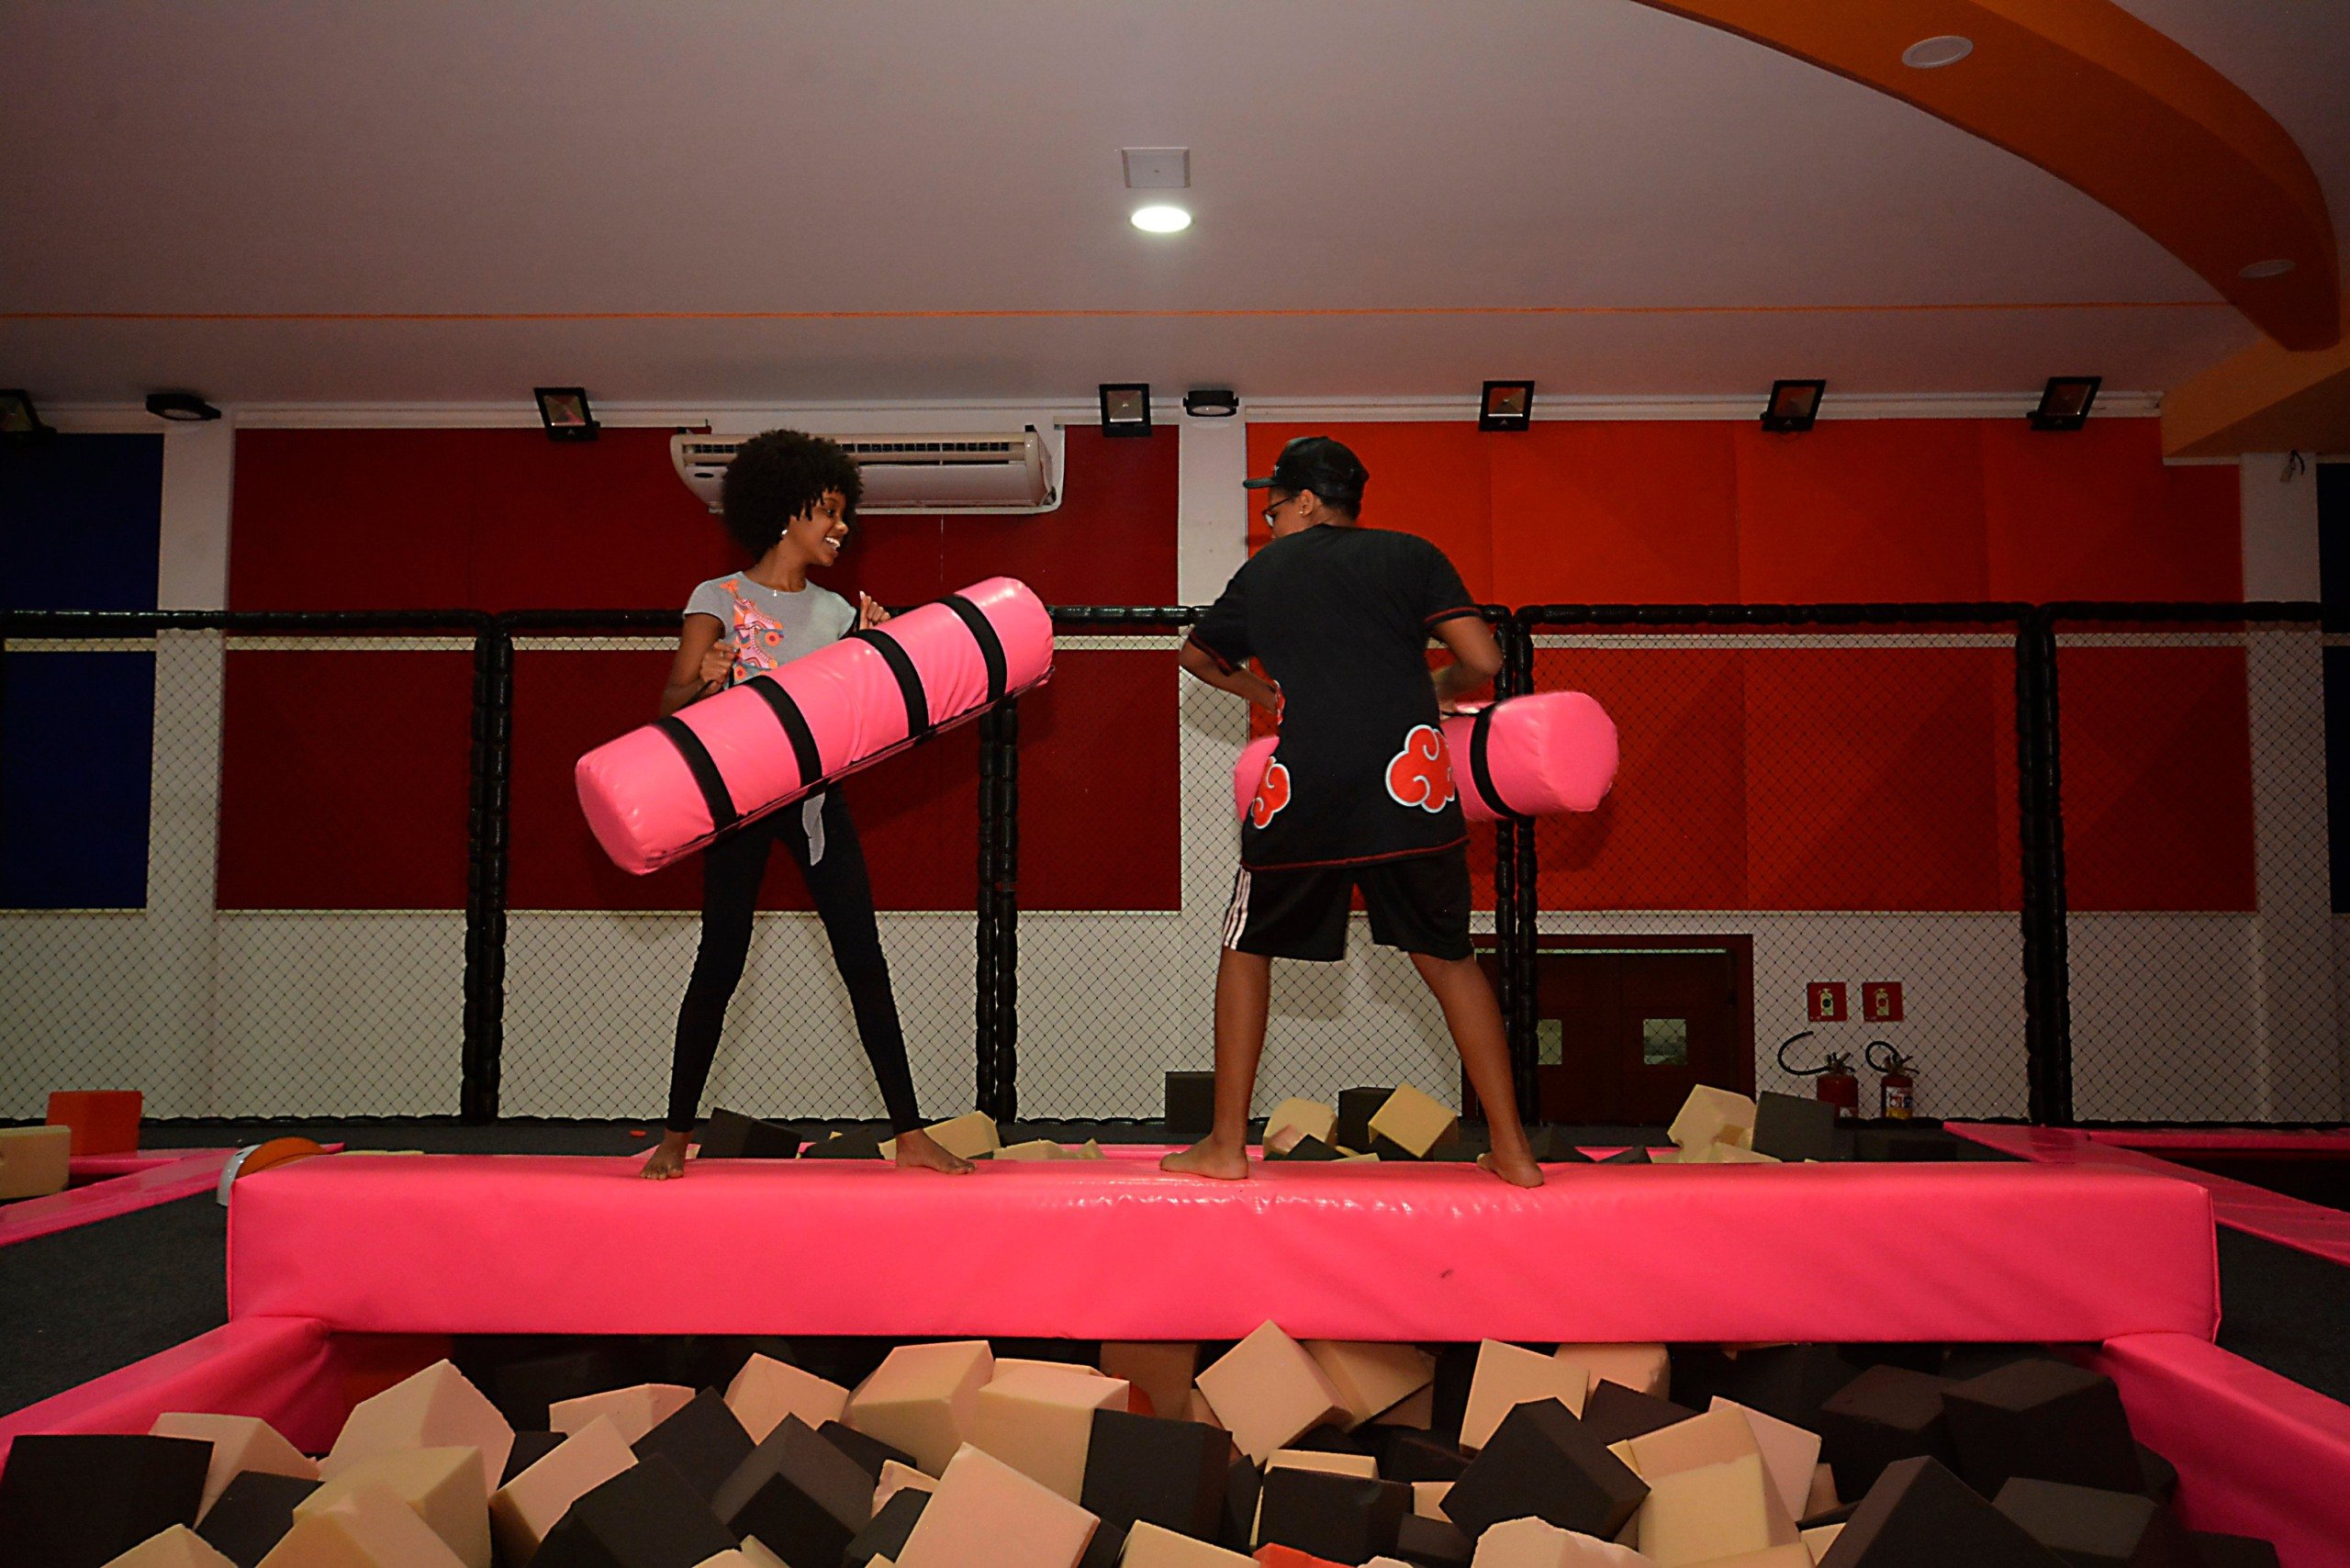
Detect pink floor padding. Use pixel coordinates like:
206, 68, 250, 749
226, 1154, 2217, 1343
1950, 1123, 2350, 1270
2088, 1333, 2350, 1568
0, 1149, 235, 1249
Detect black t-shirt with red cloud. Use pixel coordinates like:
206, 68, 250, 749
1189, 524, 1482, 871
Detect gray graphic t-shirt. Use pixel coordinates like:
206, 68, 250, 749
684, 573, 856, 859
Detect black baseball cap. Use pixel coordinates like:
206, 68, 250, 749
1243, 435, 1369, 506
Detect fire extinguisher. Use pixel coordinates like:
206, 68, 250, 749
1867, 1039, 1915, 1120
1776, 1031, 1861, 1120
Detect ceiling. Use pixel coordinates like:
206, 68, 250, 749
3, 0, 2344, 409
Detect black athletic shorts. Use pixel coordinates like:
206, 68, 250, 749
1221, 845, 1472, 962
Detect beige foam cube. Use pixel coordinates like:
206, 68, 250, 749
923, 1112, 1003, 1159
992, 1358, 1107, 1382
1193, 1322, 1347, 1466
893, 1443, 1098, 1568
1634, 1452, 1797, 1568
1263, 1098, 1337, 1148
323, 1360, 513, 1495
548, 1383, 695, 1446
848, 1340, 995, 1475
1554, 1345, 1670, 1401
1708, 1398, 1819, 1523
1102, 1342, 1196, 1421
1184, 1387, 1225, 1429
300, 1446, 489, 1568
1706, 1144, 1781, 1165
1267, 1449, 1378, 1479
1623, 1406, 1760, 1481
262, 1483, 469, 1568
997, 1139, 1076, 1161
1667, 1086, 1757, 1152
1700, 1550, 1810, 1568
693, 1547, 789, 1568
1467, 1516, 1651, 1566
726, 1354, 850, 1444
1461, 1340, 1588, 1450
1803, 1462, 1837, 1519
151, 1413, 319, 1518
1413, 1481, 1450, 1520
1078, 1140, 1106, 1159
876, 1459, 939, 1513
1304, 1341, 1436, 1429
968, 1365, 1131, 1501
99, 1527, 238, 1568
0, 1124, 72, 1199
489, 1415, 634, 1565
1800, 1522, 1842, 1562
1121, 1519, 1256, 1566
1373, 1382, 1437, 1429
1367, 1085, 1460, 1157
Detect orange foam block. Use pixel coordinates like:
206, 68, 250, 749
48, 1090, 142, 1156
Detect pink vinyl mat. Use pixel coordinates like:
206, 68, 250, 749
226, 1152, 2217, 1344
0, 1149, 234, 1249
1950, 1123, 2350, 1269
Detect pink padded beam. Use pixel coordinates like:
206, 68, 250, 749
577, 577, 1052, 874
1235, 690, 1618, 825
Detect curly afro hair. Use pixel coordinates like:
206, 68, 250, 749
718, 429, 864, 559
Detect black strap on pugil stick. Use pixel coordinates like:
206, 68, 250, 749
655, 715, 740, 832
1468, 703, 1525, 821
743, 676, 824, 790
942, 593, 1009, 706
847, 626, 931, 738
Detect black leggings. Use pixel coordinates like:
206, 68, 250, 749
666, 790, 923, 1135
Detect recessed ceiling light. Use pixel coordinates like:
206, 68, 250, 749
1131, 205, 1192, 234
1901, 35, 1974, 68
2240, 258, 2296, 279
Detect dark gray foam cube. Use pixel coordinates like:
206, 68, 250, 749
2188, 1532, 2280, 1568
1337, 1088, 1393, 1152
713, 1416, 872, 1564
1599, 1146, 1651, 1164
1376, 1427, 1471, 1483
502, 1428, 569, 1484
486, 1344, 641, 1431
1673, 1342, 1860, 1429
1081, 1407, 1227, 1539
1395, 1509, 1473, 1566
2136, 1443, 2177, 1502
1441, 1398, 1646, 1540
1256, 1466, 1409, 1562
1166, 1072, 1216, 1136
532, 1454, 737, 1568
195, 1470, 318, 1568
1944, 1359, 2142, 1496
817, 1420, 915, 1484
0, 1432, 212, 1568
633, 1387, 754, 1503
1817, 1365, 1959, 1497
698, 1107, 803, 1159
1268, 1134, 1344, 1162
1752, 1092, 1838, 1161
1578, 1381, 1700, 1445
1820, 1456, 2065, 1568
1522, 1126, 1594, 1163
845, 1487, 927, 1566
1993, 1477, 2199, 1568
1853, 1127, 1951, 1161
1221, 1456, 1262, 1551
803, 1126, 885, 1160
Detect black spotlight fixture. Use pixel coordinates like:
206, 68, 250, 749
1099, 383, 1153, 437
1, 389, 50, 443
1479, 380, 1535, 432
145, 391, 221, 423
2028, 375, 2100, 431
1761, 379, 1826, 433
1182, 387, 1239, 419
534, 386, 599, 442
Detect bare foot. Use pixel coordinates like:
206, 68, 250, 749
1160, 1137, 1251, 1180
1478, 1150, 1546, 1188
641, 1131, 689, 1181
893, 1127, 976, 1174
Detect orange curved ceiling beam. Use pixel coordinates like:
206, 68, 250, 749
1634, 0, 2339, 350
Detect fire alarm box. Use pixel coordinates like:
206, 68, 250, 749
1807, 982, 1848, 1024
1863, 981, 1904, 1023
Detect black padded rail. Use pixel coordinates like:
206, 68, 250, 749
1466, 703, 1523, 821
654, 716, 739, 832
847, 627, 931, 737
943, 593, 1009, 706
742, 677, 824, 788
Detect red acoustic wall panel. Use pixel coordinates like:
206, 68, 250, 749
1733, 422, 1990, 603
1490, 423, 1740, 606
1982, 420, 2241, 602
1244, 423, 1494, 596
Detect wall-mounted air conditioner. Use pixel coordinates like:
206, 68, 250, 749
671, 429, 1058, 515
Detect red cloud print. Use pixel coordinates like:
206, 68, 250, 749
1385, 725, 1456, 812
1249, 758, 1293, 828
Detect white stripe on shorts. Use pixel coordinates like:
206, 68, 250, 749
1223, 866, 1252, 950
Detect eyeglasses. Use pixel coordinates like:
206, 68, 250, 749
1259, 493, 1296, 525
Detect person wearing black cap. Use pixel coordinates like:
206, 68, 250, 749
1160, 436, 1545, 1187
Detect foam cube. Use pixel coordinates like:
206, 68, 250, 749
1942, 1360, 2142, 1497
501, 1431, 567, 1486
1122, 1519, 1255, 1565
1372, 1383, 1437, 1432
1461, 1342, 1588, 1450
194, 1470, 318, 1565
260, 1483, 468, 1568
1621, 1406, 1762, 1482
0, 1432, 213, 1567
634, 1388, 755, 1503
1377, 1428, 1471, 1483
1690, 1550, 1809, 1567
969, 1365, 1132, 1501
1255, 1467, 1408, 1560
1102, 1343, 1198, 1423
698, 1108, 803, 1159
1633, 1451, 1797, 1568
1751, 1095, 1836, 1163
480, 1345, 637, 1435
1707, 1400, 1819, 1522
1080, 1408, 1227, 1539
695, 1549, 788, 1568
1395, 1510, 1473, 1565
822, 1420, 919, 1483
1667, 1086, 1756, 1153
846, 1489, 929, 1567
548, 1383, 695, 1447
324, 1360, 515, 1494
1552, 1347, 1668, 1403
1306, 1342, 1437, 1431
1817, 1456, 2063, 1566
1222, 1457, 1262, 1551
489, 1416, 635, 1567
1991, 1478, 2197, 1568
297, 1447, 489, 1568
804, 1126, 887, 1160
878, 1113, 1002, 1162
1814, 1367, 1956, 1498
46, 1090, 143, 1156
846, 1341, 996, 1476
1851, 1128, 1948, 1162
1579, 1383, 1697, 1447
1443, 1400, 1646, 1541
893, 1444, 1098, 1568
1413, 1481, 1452, 1519
530, 1455, 735, 1568
1196, 1325, 1348, 1467
148, 1415, 318, 1521
998, 1139, 1077, 1161
97, 1526, 236, 1568
712, 1416, 874, 1566
1675, 1346, 1859, 1434
1367, 1087, 1460, 1159
1801, 1522, 1843, 1562
1464, 1516, 1650, 1566
1265, 1100, 1338, 1148
876, 1460, 937, 1512
1168, 1073, 1217, 1136
0, 1123, 72, 1198
1266, 1135, 1344, 1162
724, 1353, 851, 1445
1330, 1089, 1391, 1152
1803, 1464, 1839, 1523
2187, 1533, 2280, 1568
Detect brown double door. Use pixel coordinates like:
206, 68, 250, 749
1479, 938, 1751, 1125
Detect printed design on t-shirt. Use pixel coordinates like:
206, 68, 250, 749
1385, 724, 1457, 812
1248, 756, 1293, 829
722, 579, 790, 680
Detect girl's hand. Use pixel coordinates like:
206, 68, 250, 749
858, 593, 891, 630
699, 638, 737, 687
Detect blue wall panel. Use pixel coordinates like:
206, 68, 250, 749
1, 432, 165, 610
1, 653, 155, 908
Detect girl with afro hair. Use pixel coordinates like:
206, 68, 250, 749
644, 429, 972, 1178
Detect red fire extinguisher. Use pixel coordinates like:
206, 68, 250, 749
1777, 1031, 1861, 1120
1867, 1039, 1915, 1120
